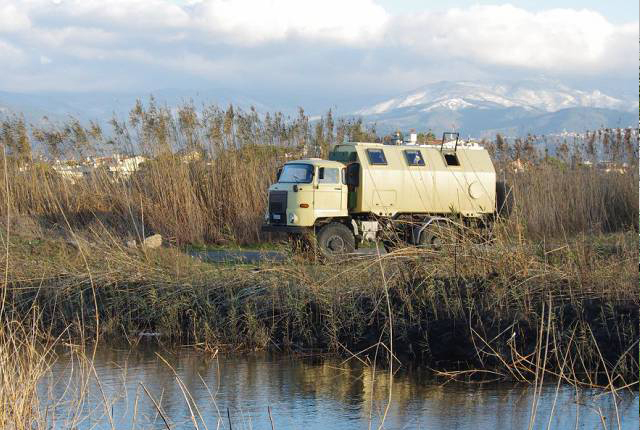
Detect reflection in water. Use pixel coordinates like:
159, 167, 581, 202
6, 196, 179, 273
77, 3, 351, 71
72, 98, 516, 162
38, 344, 638, 429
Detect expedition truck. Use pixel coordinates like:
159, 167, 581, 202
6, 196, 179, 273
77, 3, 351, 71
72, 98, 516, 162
261, 133, 504, 256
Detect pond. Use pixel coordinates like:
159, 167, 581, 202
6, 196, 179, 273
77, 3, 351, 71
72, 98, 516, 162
38, 344, 638, 429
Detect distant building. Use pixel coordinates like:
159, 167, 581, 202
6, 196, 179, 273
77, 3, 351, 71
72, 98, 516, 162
107, 154, 147, 177
52, 162, 89, 183
52, 153, 148, 181
509, 158, 531, 173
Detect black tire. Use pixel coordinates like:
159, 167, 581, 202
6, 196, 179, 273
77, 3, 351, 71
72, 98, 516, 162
496, 181, 514, 217
316, 222, 355, 257
418, 223, 446, 251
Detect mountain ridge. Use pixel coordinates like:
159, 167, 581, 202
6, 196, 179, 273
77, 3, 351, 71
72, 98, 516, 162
356, 79, 636, 115
1, 79, 636, 137
353, 80, 637, 137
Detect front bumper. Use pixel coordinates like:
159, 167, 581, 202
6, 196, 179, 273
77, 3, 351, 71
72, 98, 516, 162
261, 224, 310, 234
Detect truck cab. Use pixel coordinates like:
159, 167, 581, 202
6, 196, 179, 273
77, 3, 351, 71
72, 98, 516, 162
262, 159, 349, 231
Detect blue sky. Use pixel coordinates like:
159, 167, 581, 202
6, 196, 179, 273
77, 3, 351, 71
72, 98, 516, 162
376, 0, 637, 23
0, 0, 637, 112
168, 0, 638, 23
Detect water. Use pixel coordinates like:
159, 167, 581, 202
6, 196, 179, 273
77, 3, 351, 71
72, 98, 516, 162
38, 344, 638, 429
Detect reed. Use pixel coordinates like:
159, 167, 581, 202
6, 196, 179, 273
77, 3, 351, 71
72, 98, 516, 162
0, 227, 636, 428
0, 101, 637, 428
0, 101, 636, 246
2, 222, 637, 385
0, 320, 52, 429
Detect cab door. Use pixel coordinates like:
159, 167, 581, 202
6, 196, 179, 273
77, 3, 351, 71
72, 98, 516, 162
314, 167, 345, 217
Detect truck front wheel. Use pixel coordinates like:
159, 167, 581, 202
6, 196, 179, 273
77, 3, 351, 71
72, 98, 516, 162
316, 222, 355, 257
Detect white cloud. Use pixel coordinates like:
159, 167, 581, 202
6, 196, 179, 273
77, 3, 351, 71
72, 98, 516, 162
29, 26, 119, 49
0, 38, 25, 65
46, 0, 190, 29
0, 0, 636, 96
192, 0, 389, 44
394, 5, 638, 73
0, 2, 31, 32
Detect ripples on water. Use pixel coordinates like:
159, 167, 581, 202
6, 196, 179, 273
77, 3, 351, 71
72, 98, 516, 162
37, 344, 638, 429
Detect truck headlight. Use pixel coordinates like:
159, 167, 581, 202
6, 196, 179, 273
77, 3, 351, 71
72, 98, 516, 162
288, 213, 298, 224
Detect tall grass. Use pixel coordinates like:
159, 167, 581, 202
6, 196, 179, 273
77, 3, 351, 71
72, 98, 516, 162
0, 101, 637, 428
0, 320, 52, 429
2, 223, 637, 385
487, 131, 638, 237
0, 101, 636, 245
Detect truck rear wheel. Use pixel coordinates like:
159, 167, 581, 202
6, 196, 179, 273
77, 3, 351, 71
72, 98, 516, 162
316, 223, 355, 257
418, 223, 448, 250
378, 219, 408, 252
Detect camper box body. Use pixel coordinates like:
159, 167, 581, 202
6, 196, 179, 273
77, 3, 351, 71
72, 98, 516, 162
330, 142, 496, 219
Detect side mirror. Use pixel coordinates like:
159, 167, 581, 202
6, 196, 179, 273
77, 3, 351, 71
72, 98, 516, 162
276, 167, 282, 181
345, 163, 360, 187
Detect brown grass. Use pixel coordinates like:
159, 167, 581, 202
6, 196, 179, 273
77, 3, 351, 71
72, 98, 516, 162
0, 102, 637, 428
0, 228, 636, 428
0, 101, 636, 245
1, 222, 637, 385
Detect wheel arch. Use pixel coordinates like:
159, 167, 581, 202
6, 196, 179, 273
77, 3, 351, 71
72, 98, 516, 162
314, 216, 357, 236
411, 216, 453, 244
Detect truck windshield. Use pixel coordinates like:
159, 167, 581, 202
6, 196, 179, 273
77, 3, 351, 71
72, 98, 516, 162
278, 163, 314, 183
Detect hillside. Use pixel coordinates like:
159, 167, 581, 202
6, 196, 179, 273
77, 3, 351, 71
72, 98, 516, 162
355, 80, 637, 137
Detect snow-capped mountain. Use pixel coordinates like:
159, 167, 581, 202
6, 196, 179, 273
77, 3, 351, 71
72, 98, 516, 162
357, 80, 634, 115
355, 80, 637, 136
0, 79, 635, 138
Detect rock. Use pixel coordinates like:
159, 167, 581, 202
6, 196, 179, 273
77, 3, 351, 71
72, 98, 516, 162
126, 239, 137, 249
142, 234, 162, 249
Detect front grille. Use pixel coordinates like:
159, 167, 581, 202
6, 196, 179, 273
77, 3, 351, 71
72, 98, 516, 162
268, 191, 288, 224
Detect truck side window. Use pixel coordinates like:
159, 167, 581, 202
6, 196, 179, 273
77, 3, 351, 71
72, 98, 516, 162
444, 153, 460, 166
318, 167, 339, 184
329, 150, 357, 163
404, 150, 425, 166
366, 149, 387, 165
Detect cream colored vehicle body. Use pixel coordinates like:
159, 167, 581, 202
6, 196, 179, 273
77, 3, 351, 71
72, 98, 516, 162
336, 142, 496, 218
262, 138, 498, 255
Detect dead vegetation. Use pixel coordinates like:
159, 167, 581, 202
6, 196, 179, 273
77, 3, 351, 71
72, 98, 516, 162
0, 101, 636, 245
2, 223, 637, 387
0, 101, 637, 428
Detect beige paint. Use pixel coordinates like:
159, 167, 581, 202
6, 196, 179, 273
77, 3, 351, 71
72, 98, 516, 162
346, 142, 496, 217
266, 142, 496, 228
267, 159, 348, 227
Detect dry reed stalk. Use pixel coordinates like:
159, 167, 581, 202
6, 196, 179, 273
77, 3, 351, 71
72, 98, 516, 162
0, 105, 636, 246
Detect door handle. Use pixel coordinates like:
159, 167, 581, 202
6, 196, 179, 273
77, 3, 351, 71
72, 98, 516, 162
334, 187, 341, 190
